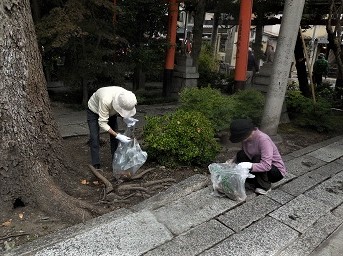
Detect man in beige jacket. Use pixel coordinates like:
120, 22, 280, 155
87, 86, 137, 169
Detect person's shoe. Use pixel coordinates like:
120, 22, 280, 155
255, 188, 271, 195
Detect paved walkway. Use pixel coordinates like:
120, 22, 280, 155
5, 105, 343, 256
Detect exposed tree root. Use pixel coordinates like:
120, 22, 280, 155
88, 165, 176, 202
131, 168, 155, 180
88, 165, 114, 194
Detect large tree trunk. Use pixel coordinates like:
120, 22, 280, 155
191, 0, 206, 69
327, 0, 343, 101
252, 21, 264, 65
294, 30, 311, 97
260, 0, 306, 136
0, 0, 103, 224
211, 10, 219, 56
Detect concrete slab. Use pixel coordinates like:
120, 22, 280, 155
265, 189, 295, 205
279, 213, 342, 256
310, 222, 343, 256
307, 139, 343, 162
269, 194, 331, 233
14, 211, 173, 256
217, 196, 280, 232
272, 172, 296, 188
285, 155, 326, 176
6, 208, 132, 255
288, 136, 343, 158
332, 203, 343, 218
280, 169, 329, 197
131, 174, 209, 212
199, 217, 299, 256
153, 187, 238, 235
305, 171, 343, 208
144, 220, 234, 256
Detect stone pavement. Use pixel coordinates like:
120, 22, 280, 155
4, 105, 343, 256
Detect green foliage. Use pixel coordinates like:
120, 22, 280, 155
179, 87, 265, 131
143, 110, 220, 167
36, 0, 125, 89
316, 81, 335, 103
179, 87, 236, 131
197, 43, 234, 93
230, 89, 265, 125
285, 90, 334, 132
116, 0, 168, 82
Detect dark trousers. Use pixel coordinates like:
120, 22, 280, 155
87, 109, 118, 166
236, 150, 283, 190
313, 73, 323, 87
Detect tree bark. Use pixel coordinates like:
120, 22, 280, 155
191, 0, 206, 69
326, 0, 343, 100
0, 0, 103, 224
211, 11, 220, 56
260, 0, 306, 136
294, 30, 311, 97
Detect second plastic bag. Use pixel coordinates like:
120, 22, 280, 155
208, 163, 254, 201
112, 124, 147, 180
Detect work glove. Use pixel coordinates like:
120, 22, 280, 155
238, 162, 253, 170
123, 117, 139, 127
115, 133, 132, 143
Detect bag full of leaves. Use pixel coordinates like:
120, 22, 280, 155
208, 162, 254, 201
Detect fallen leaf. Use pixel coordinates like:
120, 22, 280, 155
80, 179, 89, 185
1, 219, 12, 227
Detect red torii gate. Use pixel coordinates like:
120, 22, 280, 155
113, 0, 253, 94
162, 0, 253, 93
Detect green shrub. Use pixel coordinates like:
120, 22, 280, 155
197, 43, 234, 94
230, 89, 265, 125
143, 109, 220, 167
179, 87, 236, 131
179, 87, 264, 130
285, 90, 334, 132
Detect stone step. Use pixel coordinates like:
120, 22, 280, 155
6, 174, 209, 256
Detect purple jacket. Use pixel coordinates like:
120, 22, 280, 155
242, 129, 287, 176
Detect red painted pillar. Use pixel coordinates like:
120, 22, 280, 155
163, 0, 178, 97
234, 0, 253, 91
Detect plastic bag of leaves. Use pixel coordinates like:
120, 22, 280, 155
112, 124, 147, 180
208, 163, 254, 201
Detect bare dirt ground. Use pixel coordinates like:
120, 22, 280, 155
0, 118, 339, 252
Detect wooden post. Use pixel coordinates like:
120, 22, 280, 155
234, 0, 253, 91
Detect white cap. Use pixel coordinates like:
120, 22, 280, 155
112, 90, 137, 118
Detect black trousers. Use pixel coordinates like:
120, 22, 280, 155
87, 109, 118, 166
236, 150, 283, 190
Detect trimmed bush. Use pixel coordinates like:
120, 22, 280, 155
143, 109, 220, 167
285, 90, 334, 132
179, 87, 236, 131
179, 87, 265, 130
230, 89, 265, 125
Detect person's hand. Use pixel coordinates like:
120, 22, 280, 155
123, 117, 139, 127
116, 133, 132, 143
238, 162, 253, 170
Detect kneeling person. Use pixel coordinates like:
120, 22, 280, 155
229, 119, 287, 195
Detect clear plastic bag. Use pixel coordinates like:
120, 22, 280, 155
208, 163, 255, 201
112, 124, 147, 180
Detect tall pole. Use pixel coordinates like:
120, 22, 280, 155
163, 0, 178, 97
234, 0, 253, 91
260, 0, 306, 135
